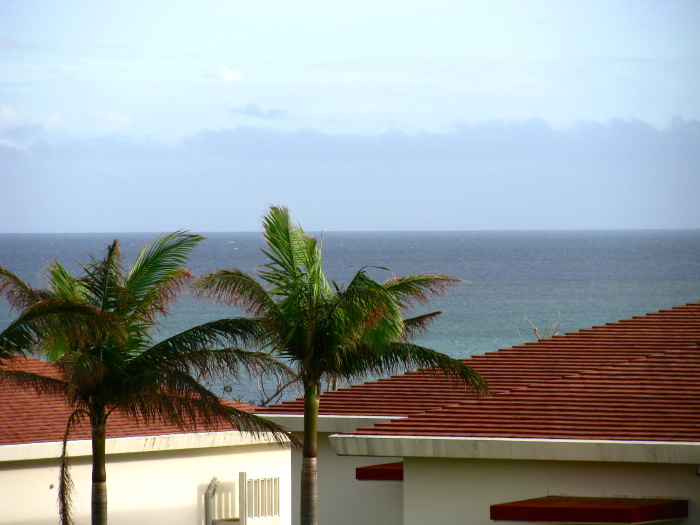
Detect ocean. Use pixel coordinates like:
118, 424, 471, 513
1, 230, 699, 401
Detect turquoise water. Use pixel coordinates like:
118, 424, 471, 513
2, 230, 699, 401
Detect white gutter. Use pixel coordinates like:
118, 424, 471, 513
0, 430, 288, 462
329, 434, 700, 464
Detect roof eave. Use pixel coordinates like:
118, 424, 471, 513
0, 430, 288, 462
329, 434, 700, 464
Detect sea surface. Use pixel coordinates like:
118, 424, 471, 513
1, 230, 699, 401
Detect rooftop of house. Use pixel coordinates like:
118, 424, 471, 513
0, 358, 258, 447
260, 303, 700, 443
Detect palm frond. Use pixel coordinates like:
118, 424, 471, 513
334, 271, 405, 343
401, 311, 443, 341
81, 240, 124, 314
58, 351, 113, 406
132, 318, 293, 382
259, 206, 303, 283
114, 369, 299, 447
0, 299, 123, 359
0, 266, 44, 310
0, 367, 67, 396
259, 206, 329, 296
331, 340, 489, 396
197, 270, 277, 318
126, 231, 203, 312
46, 261, 85, 300
382, 273, 462, 310
59, 410, 88, 525
297, 231, 329, 298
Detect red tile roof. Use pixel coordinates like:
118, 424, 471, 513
0, 358, 257, 447
261, 303, 700, 442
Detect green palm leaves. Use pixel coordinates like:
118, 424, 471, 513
201, 206, 487, 393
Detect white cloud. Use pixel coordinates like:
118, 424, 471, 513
104, 111, 133, 125
0, 105, 22, 128
218, 67, 243, 82
0, 139, 26, 151
0, 105, 61, 130
230, 104, 289, 120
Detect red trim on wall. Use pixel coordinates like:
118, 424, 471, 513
490, 496, 688, 523
355, 462, 404, 481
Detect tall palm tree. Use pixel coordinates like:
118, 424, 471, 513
197, 206, 489, 525
0, 232, 293, 525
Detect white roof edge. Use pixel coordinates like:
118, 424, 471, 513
0, 431, 288, 462
257, 414, 402, 433
329, 434, 700, 464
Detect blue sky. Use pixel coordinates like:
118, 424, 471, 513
1, 0, 699, 232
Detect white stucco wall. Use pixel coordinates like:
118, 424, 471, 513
288, 432, 403, 525
0, 433, 291, 525
403, 457, 699, 525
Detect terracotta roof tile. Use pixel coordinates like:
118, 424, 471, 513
0, 358, 257, 447
261, 303, 700, 442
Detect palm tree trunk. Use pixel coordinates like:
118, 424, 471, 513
91, 417, 108, 525
300, 383, 319, 525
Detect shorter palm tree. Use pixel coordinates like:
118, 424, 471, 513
198, 206, 489, 525
0, 232, 294, 525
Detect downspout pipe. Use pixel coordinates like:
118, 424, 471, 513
205, 477, 220, 525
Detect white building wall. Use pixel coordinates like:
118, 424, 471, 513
289, 432, 403, 525
0, 441, 291, 525
403, 457, 699, 525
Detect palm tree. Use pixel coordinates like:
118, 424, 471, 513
197, 206, 489, 525
0, 232, 293, 525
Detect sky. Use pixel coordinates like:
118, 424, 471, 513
1, 0, 699, 232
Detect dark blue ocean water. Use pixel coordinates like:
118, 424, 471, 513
1, 230, 699, 399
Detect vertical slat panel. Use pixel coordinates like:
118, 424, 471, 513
239, 474, 281, 522
239, 471, 247, 525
